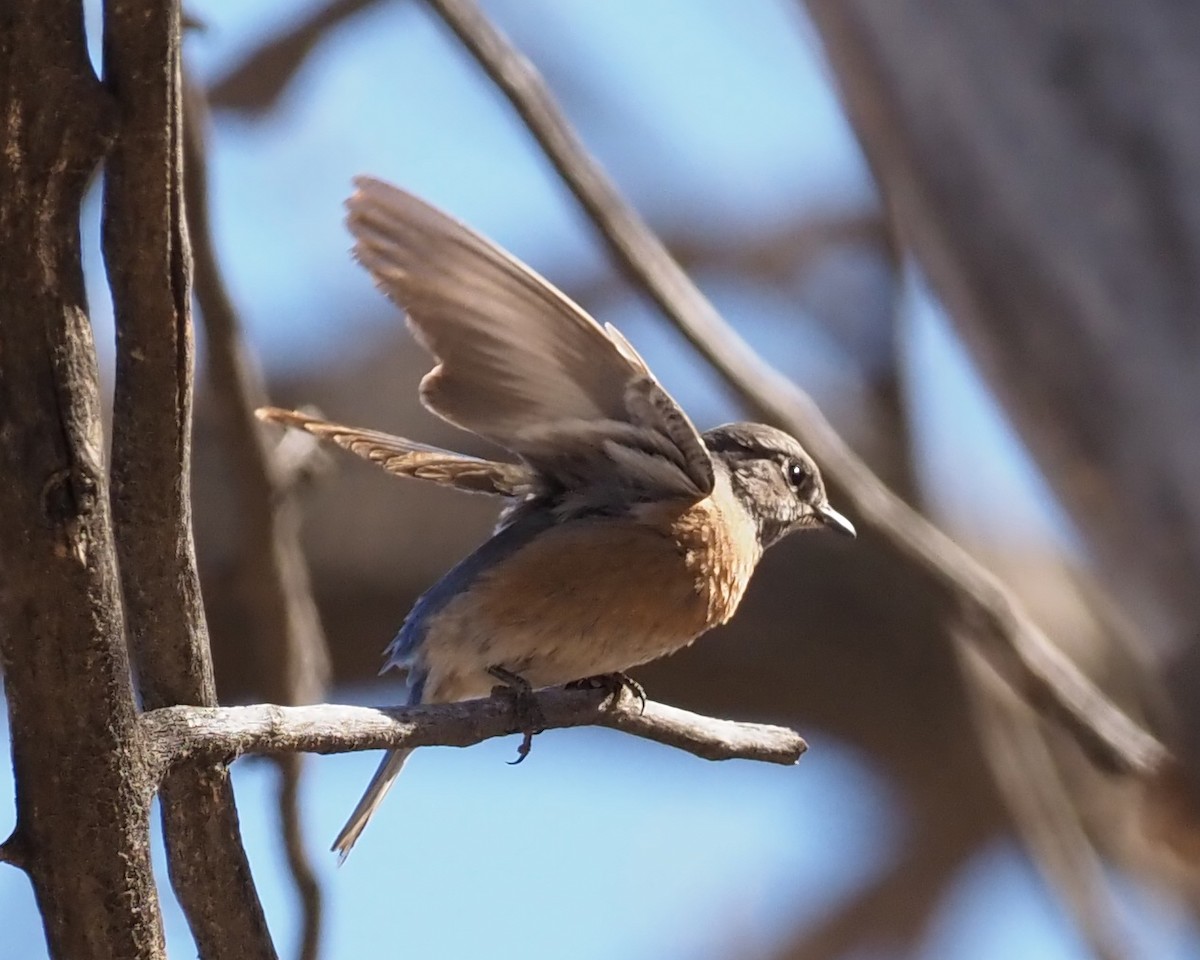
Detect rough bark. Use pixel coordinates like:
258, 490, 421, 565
0, 5, 165, 958
140, 690, 808, 774
101, 2, 278, 957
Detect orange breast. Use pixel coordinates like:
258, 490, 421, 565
641, 476, 762, 628
420, 474, 762, 699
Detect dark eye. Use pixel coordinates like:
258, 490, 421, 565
784, 460, 811, 492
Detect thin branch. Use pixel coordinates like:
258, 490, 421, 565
276, 754, 323, 960
141, 688, 808, 776
958, 636, 1131, 960
102, 4, 278, 956
771, 822, 972, 960
665, 211, 891, 288
269, 414, 335, 490
421, 0, 1169, 782
207, 0, 381, 114
184, 79, 331, 960
274, 761, 321, 960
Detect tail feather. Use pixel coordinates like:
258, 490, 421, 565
332, 748, 413, 863
255, 406, 534, 497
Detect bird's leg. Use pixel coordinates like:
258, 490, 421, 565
487, 666, 545, 765
567, 673, 647, 714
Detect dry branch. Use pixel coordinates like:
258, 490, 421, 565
276, 754, 323, 960
102, 8, 278, 960
208, 0, 380, 114
141, 688, 807, 775
802, 0, 1200, 658
957, 637, 1129, 960
799, 1, 1200, 824
421, 0, 1169, 782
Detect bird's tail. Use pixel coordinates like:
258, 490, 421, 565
255, 406, 532, 498
332, 748, 414, 863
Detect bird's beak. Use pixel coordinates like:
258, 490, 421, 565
816, 503, 856, 538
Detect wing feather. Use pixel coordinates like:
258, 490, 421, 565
345, 177, 714, 504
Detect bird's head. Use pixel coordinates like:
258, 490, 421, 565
703, 422, 855, 549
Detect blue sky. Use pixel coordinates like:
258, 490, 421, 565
5, 2, 1197, 958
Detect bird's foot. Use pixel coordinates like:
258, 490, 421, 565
568, 672, 647, 714
488, 666, 545, 765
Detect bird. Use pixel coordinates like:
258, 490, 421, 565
257, 175, 856, 861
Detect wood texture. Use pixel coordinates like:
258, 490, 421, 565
101, 3, 279, 958
0, 5, 164, 957
142, 688, 808, 771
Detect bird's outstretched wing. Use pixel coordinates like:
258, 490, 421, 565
256, 407, 534, 497
345, 176, 714, 507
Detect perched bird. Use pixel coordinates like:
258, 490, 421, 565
258, 176, 855, 861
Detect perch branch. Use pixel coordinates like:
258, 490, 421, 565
421, 0, 1169, 781
141, 688, 807, 776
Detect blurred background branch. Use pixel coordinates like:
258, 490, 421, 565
184, 79, 331, 960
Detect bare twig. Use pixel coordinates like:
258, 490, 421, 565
772, 824, 972, 960
277, 754, 323, 960
958, 637, 1131, 960
208, 0, 381, 114
420, 0, 1169, 781
567, 211, 890, 324
101, 5, 278, 957
184, 77, 330, 744
141, 688, 807, 776
184, 80, 331, 960
666, 211, 891, 286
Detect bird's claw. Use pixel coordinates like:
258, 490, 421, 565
488, 667, 545, 764
568, 672, 647, 714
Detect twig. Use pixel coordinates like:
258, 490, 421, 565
184, 79, 331, 960
770, 825, 971, 960
208, 0, 381, 114
957, 636, 1131, 960
141, 688, 807, 775
421, 0, 1169, 781
276, 754, 323, 960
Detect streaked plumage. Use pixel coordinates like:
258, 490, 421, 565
257, 177, 854, 860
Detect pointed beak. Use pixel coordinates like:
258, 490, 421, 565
816, 503, 856, 538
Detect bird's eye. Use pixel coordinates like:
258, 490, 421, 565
784, 460, 811, 492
